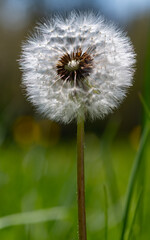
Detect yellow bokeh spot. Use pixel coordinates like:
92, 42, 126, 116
13, 116, 41, 146
13, 116, 61, 147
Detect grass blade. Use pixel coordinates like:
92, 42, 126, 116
127, 188, 143, 240
101, 119, 121, 207
0, 206, 68, 229
120, 124, 149, 240
104, 185, 108, 240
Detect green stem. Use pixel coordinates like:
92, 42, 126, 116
104, 185, 108, 240
120, 125, 149, 240
77, 117, 87, 240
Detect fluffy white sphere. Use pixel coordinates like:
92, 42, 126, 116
20, 12, 136, 123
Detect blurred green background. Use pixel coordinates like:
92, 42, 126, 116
0, 0, 150, 239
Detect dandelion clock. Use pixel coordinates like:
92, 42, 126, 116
20, 12, 136, 240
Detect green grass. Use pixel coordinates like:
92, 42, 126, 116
0, 126, 150, 240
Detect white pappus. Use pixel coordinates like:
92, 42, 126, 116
20, 12, 136, 123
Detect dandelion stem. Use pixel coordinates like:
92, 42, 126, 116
77, 117, 87, 240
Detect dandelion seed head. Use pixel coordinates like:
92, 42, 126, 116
20, 12, 136, 123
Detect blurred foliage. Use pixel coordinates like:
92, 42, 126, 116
0, 124, 150, 239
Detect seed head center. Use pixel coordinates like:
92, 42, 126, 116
56, 47, 93, 82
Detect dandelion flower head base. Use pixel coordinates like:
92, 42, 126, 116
20, 12, 136, 123
56, 48, 93, 83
